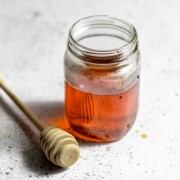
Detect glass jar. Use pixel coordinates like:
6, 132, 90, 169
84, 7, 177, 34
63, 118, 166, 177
64, 15, 140, 142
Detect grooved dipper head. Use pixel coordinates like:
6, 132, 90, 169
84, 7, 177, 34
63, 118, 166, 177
40, 126, 80, 168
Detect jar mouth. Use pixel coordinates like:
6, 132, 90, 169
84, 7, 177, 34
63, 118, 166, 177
68, 15, 138, 63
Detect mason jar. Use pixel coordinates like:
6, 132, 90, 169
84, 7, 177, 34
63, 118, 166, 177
64, 15, 140, 142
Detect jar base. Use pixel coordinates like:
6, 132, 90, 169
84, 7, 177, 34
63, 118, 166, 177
67, 125, 133, 143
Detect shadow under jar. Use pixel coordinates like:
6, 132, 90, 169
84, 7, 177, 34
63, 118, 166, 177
64, 15, 140, 142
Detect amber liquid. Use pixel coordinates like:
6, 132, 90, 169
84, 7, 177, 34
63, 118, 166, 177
65, 81, 139, 142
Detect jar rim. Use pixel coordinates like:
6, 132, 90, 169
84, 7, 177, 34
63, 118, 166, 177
68, 15, 138, 63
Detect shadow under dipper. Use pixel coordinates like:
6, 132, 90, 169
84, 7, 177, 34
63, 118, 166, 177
0, 96, 68, 176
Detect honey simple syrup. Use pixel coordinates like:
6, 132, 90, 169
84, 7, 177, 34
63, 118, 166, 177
64, 16, 140, 142
65, 81, 139, 142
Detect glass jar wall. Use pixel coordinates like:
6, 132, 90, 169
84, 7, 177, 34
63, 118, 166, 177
64, 15, 140, 142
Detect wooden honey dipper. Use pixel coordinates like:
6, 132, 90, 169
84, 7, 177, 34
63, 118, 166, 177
0, 75, 80, 168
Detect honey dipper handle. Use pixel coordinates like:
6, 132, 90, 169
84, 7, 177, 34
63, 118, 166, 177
0, 78, 44, 131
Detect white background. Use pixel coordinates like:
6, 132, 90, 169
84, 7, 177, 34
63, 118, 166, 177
0, 0, 180, 179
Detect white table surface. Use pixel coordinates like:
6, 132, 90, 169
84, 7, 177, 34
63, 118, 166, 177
0, 0, 180, 179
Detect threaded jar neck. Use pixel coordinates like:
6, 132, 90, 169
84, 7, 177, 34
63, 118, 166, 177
67, 15, 139, 64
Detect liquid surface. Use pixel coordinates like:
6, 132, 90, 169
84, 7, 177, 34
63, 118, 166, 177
65, 81, 139, 142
